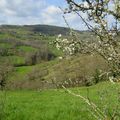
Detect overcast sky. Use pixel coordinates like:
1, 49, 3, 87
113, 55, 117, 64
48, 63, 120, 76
0, 0, 88, 30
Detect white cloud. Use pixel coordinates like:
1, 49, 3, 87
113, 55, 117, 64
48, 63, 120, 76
0, 0, 46, 17
66, 13, 78, 21
41, 5, 63, 25
4, 8, 16, 16
44, 5, 61, 15
0, 0, 87, 30
0, 0, 7, 8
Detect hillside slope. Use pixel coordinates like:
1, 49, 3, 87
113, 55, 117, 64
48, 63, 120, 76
0, 25, 109, 90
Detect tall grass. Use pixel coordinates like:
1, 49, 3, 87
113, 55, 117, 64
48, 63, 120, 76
0, 91, 6, 120
1, 82, 120, 120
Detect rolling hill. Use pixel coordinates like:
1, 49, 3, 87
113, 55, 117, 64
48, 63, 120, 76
0, 24, 73, 36
0, 24, 109, 90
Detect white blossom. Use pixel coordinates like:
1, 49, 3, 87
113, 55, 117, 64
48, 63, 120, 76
58, 34, 62, 38
109, 76, 115, 84
108, 57, 112, 61
83, 2, 89, 9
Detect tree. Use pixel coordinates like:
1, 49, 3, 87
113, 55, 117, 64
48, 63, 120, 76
54, 1, 120, 119
56, 0, 120, 81
0, 63, 13, 90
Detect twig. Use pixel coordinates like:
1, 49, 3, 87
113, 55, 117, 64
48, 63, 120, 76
62, 85, 106, 119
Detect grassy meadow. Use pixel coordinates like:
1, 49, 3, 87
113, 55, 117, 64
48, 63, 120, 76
1, 82, 120, 120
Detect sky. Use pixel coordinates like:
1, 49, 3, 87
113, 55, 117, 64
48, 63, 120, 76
0, 0, 88, 30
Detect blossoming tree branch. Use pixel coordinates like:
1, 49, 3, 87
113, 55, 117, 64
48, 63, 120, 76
55, 0, 120, 81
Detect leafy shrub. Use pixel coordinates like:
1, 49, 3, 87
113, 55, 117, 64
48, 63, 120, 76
0, 63, 13, 90
26, 67, 48, 81
0, 48, 8, 56
25, 53, 37, 66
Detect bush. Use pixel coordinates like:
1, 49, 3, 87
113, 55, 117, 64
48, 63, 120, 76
27, 67, 48, 81
25, 52, 37, 66
0, 63, 14, 90
0, 48, 8, 56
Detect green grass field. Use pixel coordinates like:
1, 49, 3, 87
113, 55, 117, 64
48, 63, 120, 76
0, 56, 25, 66
0, 43, 12, 48
17, 46, 38, 52
0, 82, 120, 120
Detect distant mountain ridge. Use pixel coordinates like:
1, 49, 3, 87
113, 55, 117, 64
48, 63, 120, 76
0, 24, 73, 35
24, 25, 71, 35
